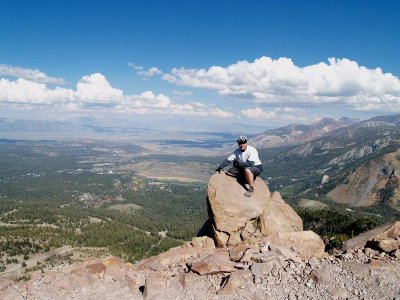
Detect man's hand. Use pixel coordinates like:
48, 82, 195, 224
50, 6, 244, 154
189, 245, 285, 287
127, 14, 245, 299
215, 166, 222, 173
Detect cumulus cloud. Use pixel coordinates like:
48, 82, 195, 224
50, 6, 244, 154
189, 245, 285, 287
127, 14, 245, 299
163, 57, 400, 112
75, 73, 123, 103
0, 71, 232, 118
0, 64, 65, 84
0, 78, 72, 104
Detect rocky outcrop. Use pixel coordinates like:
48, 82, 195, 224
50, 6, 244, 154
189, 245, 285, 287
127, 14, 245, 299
207, 172, 304, 246
344, 221, 400, 252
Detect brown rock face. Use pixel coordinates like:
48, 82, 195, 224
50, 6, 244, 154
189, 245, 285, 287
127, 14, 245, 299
262, 231, 325, 259
259, 191, 303, 235
344, 221, 400, 252
207, 172, 270, 234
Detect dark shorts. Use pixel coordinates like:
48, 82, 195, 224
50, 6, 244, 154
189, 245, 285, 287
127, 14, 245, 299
228, 165, 263, 177
246, 165, 263, 177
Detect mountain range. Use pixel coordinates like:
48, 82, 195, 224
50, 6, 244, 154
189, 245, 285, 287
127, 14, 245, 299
257, 114, 400, 211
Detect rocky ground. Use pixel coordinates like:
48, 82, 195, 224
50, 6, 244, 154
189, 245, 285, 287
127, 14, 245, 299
1, 237, 399, 300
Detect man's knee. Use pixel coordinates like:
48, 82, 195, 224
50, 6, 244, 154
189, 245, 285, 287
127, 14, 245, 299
243, 168, 252, 175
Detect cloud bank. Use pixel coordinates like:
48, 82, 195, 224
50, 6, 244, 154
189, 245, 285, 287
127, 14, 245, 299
0, 72, 232, 118
0, 64, 65, 84
163, 57, 400, 112
3, 57, 400, 126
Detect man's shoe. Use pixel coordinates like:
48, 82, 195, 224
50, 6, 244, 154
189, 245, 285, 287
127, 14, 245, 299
244, 186, 254, 197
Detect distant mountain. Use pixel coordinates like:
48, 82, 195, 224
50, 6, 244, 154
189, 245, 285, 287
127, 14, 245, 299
0, 118, 85, 132
368, 114, 400, 125
250, 117, 357, 149
260, 114, 400, 210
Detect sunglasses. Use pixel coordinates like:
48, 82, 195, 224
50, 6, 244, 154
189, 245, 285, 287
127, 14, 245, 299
238, 141, 247, 145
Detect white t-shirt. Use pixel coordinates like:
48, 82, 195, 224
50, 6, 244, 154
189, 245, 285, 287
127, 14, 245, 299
227, 145, 262, 166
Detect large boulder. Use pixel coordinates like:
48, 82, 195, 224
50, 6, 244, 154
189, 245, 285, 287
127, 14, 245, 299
207, 172, 304, 246
207, 172, 270, 234
344, 221, 400, 252
259, 191, 303, 235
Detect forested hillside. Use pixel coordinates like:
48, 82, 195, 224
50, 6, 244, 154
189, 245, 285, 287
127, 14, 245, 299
0, 140, 208, 275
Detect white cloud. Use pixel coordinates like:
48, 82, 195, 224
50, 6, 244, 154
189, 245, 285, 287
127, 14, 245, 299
173, 90, 193, 96
241, 107, 277, 119
0, 70, 233, 118
0, 78, 72, 104
128, 62, 163, 78
163, 57, 400, 112
121, 91, 171, 109
0, 64, 65, 84
138, 67, 162, 78
75, 73, 123, 103
241, 106, 320, 124
170, 101, 234, 118
127, 62, 144, 70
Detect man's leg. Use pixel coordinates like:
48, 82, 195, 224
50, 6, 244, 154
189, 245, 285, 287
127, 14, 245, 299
244, 168, 254, 187
243, 168, 255, 197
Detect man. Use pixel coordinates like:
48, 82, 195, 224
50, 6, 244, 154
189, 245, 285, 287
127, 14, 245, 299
216, 135, 263, 197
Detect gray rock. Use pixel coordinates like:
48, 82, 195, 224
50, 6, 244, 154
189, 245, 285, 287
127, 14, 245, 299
328, 287, 348, 299
308, 257, 320, 268
250, 262, 274, 279
269, 244, 298, 260
308, 269, 331, 284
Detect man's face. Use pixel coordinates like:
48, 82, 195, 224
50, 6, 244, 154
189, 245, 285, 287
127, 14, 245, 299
238, 142, 247, 152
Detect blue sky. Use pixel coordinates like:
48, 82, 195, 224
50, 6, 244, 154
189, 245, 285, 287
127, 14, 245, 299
1, 0, 400, 132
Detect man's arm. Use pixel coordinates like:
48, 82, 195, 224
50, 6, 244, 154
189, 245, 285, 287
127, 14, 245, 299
215, 159, 231, 172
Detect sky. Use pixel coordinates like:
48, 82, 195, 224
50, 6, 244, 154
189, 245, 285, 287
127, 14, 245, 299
1, 0, 400, 133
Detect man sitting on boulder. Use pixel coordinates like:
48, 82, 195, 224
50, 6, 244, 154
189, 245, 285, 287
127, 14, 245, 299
216, 135, 263, 197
